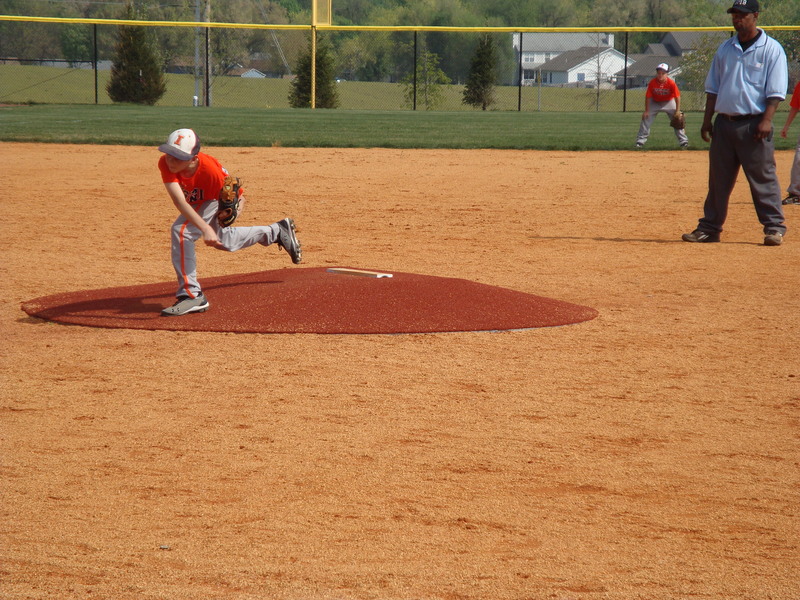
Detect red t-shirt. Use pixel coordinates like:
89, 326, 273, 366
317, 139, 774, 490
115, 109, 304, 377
158, 152, 242, 209
646, 76, 680, 102
790, 81, 800, 110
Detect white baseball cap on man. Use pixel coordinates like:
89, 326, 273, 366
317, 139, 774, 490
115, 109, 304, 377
656, 63, 669, 72
159, 128, 201, 160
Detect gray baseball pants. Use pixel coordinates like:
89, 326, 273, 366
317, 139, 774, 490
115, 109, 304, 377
636, 99, 689, 146
788, 132, 800, 197
697, 114, 786, 235
170, 200, 281, 299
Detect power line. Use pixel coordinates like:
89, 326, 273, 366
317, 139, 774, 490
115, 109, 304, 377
254, 0, 292, 75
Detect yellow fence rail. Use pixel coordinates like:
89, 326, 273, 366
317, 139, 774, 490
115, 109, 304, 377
1, 15, 797, 111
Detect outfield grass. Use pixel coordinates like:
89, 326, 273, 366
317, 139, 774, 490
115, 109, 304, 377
1, 62, 780, 114
1, 63, 714, 112
0, 103, 796, 151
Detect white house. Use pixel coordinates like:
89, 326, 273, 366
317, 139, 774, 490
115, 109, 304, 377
537, 46, 633, 87
240, 68, 267, 78
512, 32, 615, 84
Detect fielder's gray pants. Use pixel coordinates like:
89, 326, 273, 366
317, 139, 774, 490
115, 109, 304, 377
697, 114, 786, 236
170, 200, 281, 299
636, 99, 689, 146
788, 132, 800, 197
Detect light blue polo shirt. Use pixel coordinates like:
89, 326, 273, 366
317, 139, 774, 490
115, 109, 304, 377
705, 28, 788, 116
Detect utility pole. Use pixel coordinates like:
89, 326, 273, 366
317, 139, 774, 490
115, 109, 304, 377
203, 0, 212, 106
311, 0, 317, 109
194, 0, 201, 105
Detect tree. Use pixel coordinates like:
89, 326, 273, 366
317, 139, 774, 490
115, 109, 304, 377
774, 30, 800, 67
462, 33, 497, 110
289, 35, 340, 108
586, 0, 645, 27
584, 36, 618, 111
536, 0, 578, 27
402, 48, 451, 110
336, 31, 399, 82
106, 6, 166, 105
678, 33, 724, 111
763, 0, 800, 67
60, 24, 92, 67
643, 0, 685, 26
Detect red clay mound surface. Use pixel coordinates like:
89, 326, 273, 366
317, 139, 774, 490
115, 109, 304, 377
21, 267, 597, 334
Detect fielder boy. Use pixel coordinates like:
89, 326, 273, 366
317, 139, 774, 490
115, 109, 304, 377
635, 63, 689, 149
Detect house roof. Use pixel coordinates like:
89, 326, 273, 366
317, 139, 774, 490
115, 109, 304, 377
662, 31, 729, 55
515, 32, 613, 52
644, 43, 673, 56
617, 54, 683, 77
240, 68, 267, 78
538, 46, 624, 72
227, 67, 266, 77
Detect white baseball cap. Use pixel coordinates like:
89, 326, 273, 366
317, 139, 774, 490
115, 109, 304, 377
159, 128, 201, 160
656, 63, 669, 72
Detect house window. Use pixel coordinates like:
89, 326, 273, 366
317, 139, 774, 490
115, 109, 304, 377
577, 73, 585, 82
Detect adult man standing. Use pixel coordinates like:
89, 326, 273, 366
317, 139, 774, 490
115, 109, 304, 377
682, 0, 788, 246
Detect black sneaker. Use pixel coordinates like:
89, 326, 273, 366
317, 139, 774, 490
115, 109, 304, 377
682, 229, 720, 243
783, 195, 800, 205
161, 293, 210, 316
764, 232, 784, 246
276, 218, 302, 264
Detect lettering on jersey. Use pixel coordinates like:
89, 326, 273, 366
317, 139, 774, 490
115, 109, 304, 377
652, 85, 672, 98
185, 188, 203, 205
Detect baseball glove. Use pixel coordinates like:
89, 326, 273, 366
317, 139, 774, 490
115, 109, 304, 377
217, 175, 241, 228
670, 111, 686, 130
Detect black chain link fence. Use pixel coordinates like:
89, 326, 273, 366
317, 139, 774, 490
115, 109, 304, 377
0, 19, 797, 111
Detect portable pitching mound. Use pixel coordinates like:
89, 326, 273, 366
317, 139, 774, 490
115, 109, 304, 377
21, 267, 598, 334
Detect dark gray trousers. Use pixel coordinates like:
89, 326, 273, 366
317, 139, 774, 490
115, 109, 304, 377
698, 114, 786, 235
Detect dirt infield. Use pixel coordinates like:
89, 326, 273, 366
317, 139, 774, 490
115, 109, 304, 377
2, 143, 799, 599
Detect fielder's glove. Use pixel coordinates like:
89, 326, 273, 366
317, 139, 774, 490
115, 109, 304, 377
670, 111, 686, 130
217, 175, 241, 228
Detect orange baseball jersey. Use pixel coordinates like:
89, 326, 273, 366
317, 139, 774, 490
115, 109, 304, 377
646, 76, 680, 102
158, 152, 244, 208
790, 81, 800, 110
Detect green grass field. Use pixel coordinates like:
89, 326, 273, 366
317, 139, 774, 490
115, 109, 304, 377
3, 62, 782, 114
0, 62, 795, 151
1, 103, 797, 151
0, 63, 664, 112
